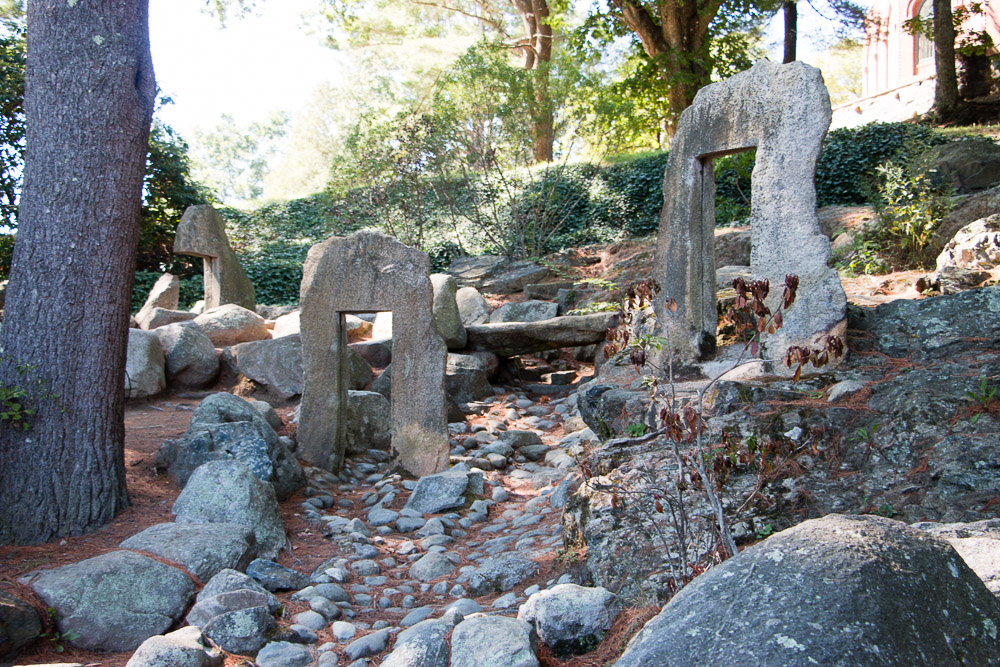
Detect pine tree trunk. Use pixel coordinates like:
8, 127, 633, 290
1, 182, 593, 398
0, 0, 155, 545
933, 0, 959, 117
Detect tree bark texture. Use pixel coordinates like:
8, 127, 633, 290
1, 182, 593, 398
0, 0, 155, 544
611, 0, 721, 138
512, 0, 554, 162
932, 0, 958, 116
783, 1, 797, 63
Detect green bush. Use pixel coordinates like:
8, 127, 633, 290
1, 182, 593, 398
714, 150, 755, 226
816, 122, 948, 206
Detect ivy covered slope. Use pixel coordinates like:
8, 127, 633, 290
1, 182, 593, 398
216, 121, 973, 308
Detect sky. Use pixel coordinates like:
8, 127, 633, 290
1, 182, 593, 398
148, 0, 349, 139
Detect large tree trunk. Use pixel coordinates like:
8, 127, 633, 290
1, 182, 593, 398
0, 0, 155, 545
932, 0, 958, 117
783, 1, 797, 63
513, 0, 554, 163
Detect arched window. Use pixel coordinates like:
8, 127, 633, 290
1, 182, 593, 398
917, 0, 934, 62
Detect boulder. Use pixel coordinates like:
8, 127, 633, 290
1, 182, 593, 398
918, 138, 1000, 194
248, 399, 283, 431
201, 605, 275, 654
125, 329, 166, 399
448, 255, 508, 285
351, 337, 392, 369
431, 273, 467, 349
196, 568, 281, 613
256, 641, 313, 667
194, 304, 269, 347
913, 519, 1000, 596
936, 213, 1000, 271
246, 559, 310, 591
135, 273, 180, 323
155, 322, 219, 387
186, 589, 275, 627
137, 307, 198, 331
221, 335, 305, 400
490, 300, 559, 324
174, 205, 256, 310
577, 383, 652, 441
517, 584, 618, 656
930, 183, 1000, 254
408, 552, 455, 582
125, 626, 222, 667
156, 392, 304, 501
256, 304, 297, 320
31, 550, 194, 652
446, 353, 494, 404
119, 522, 257, 581
271, 310, 300, 338
345, 313, 374, 341
466, 312, 618, 358
467, 553, 539, 597
456, 286, 491, 326
614, 514, 1000, 666
372, 311, 393, 339
404, 468, 482, 514
450, 615, 538, 667
712, 227, 751, 267
0, 590, 41, 663
172, 460, 286, 560
344, 390, 391, 454
381, 618, 449, 667
480, 260, 550, 294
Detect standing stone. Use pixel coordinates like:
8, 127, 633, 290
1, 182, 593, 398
431, 273, 467, 349
174, 205, 255, 311
125, 329, 166, 399
652, 60, 846, 367
299, 231, 448, 476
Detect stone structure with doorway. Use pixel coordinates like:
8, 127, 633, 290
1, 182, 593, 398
297, 230, 449, 477
174, 205, 256, 311
653, 60, 846, 369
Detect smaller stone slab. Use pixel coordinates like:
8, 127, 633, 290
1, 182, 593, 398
119, 522, 257, 581
404, 468, 482, 514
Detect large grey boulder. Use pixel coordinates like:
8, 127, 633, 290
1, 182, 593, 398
174, 205, 256, 310
194, 304, 269, 347
155, 322, 220, 387
119, 522, 257, 581
0, 590, 41, 663
221, 335, 305, 400
465, 313, 618, 358
490, 300, 558, 324
456, 286, 491, 326
344, 390, 391, 454
467, 553, 539, 597
936, 213, 1000, 271
30, 550, 194, 652
404, 468, 483, 514
450, 615, 538, 667
448, 255, 508, 285
431, 273, 467, 349
517, 584, 618, 656
270, 309, 301, 338
382, 619, 450, 667
480, 260, 550, 294
446, 354, 494, 404
125, 329, 166, 399
125, 626, 222, 667
614, 514, 1000, 666
918, 138, 1000, 194
172, 460, 286, 560
156, 392, 304, 501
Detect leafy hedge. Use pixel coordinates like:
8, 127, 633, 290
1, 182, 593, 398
125, 121, 960, 308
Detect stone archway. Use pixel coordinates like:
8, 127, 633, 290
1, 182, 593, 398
652, 60, 847, 367
297, 230, 449, 477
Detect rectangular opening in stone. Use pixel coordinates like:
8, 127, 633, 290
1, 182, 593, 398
710, 148, 756, 353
